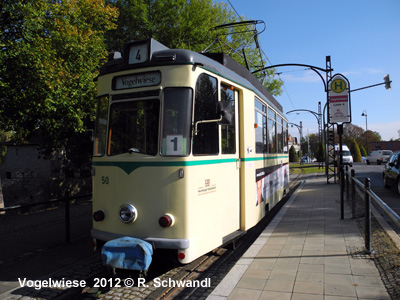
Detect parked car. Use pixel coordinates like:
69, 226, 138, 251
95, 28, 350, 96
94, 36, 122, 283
367, 150, 393, 165
333, 144, 353, 167
383, 151, 400, 195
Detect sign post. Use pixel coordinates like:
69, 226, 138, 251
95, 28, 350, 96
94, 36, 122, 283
328, 74, 351, 219
328, 74, 351, 124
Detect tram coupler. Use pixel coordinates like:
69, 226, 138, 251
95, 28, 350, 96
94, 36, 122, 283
101, 237, 153, 273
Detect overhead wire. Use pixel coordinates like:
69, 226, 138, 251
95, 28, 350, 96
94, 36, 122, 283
225, 0, 300, 112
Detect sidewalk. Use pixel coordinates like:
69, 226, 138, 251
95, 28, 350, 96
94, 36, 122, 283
207, 173, 391, 300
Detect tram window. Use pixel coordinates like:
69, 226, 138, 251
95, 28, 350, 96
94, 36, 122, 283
161, 88, 193, 156
277, 115, 283, 153
255, 98, 267, 153
193, 74, 219, 155
268, 108, 276, 153
283, 120, 288, 153
221, 84, 235, 154
93, 95, 109, 157
108, 99, 159, 156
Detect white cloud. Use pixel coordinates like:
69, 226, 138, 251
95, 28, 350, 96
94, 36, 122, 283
342, 68, 383, 78
369, 120, 400, 141
279, 70, 320, 83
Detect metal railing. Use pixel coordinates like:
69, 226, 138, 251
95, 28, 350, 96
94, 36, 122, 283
0, 194, 92, 243
342, 166, 400, 253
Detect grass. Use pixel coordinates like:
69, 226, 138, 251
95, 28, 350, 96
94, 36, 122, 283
290, 162, 326, 174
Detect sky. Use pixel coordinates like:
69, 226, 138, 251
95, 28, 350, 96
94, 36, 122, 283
220, 0, 400, 142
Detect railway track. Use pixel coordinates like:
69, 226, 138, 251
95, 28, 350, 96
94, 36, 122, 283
147, 247, 229, 300
77, 181, 301, 300
75, 246, 232, 300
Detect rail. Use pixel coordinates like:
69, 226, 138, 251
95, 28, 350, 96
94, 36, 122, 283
0, 193, 92, 243
341, 166, 400, 253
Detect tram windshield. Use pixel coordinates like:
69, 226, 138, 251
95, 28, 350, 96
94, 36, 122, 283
108, 99, 159, 156
161, 88, 192, 156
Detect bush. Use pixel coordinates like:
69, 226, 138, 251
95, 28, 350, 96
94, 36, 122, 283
289, 145, 299, 162
350, 139, 362, 162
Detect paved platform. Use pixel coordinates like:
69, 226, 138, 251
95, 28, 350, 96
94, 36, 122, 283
207, 173, 391, 300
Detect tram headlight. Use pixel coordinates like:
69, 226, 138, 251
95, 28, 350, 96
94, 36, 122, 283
119, 204, 138, 224
159, 214, 175, 228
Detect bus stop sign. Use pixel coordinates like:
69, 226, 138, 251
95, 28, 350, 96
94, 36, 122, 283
328, 74, 351, 124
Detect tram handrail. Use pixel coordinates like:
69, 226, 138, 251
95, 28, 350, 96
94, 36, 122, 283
0, 193, 92, 243
345, 167, 400, 229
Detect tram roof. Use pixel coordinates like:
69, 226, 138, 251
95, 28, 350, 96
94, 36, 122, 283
100, 39, 283, 113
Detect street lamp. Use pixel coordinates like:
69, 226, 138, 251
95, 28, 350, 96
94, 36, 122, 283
361, 110, 368, 153
289, 121, 302, 159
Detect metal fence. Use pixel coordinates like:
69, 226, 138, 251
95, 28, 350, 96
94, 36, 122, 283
0, 194, 92, 243
341, 166, 400, 253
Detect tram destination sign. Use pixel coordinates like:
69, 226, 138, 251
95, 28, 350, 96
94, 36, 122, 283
328, 74, 351, 124
113, 71, 161, 90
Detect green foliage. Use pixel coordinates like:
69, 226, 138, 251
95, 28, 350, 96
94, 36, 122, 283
105, 0, 283, 96
0, 0, 283, 158
0, 131, 12, 165
290, 163, 325, 174
0, 0, 118, 155
360, 145, 367, 157
289, 145, 298, 162
350, 138, 362, 163
316, 143, 324, 162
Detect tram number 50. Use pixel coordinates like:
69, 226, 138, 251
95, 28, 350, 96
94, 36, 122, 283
101, 176, 109, 185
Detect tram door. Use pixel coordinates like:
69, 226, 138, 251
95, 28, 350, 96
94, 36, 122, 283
220, 86, 241, 230
193, 77, 241, 236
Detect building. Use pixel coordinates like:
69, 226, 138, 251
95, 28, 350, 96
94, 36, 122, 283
369, 141, 400, 152
0, 136, 91, 208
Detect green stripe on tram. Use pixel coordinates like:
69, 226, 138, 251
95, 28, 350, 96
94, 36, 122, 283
92, 158, 238, 174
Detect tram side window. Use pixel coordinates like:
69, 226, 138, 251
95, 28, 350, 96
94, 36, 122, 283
277, 115, 283, 153
283, 120, 288, 153
93, 95, 109, 157
193, 74, 219, 155
255, 98, 267, 153
161, 88, 193, 156
221, 84, 235, 154
268, 108, 276, 153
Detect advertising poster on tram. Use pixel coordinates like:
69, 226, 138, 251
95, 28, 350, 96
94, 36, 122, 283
256, 164, 289, 206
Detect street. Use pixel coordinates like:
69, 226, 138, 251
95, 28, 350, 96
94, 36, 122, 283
350, 162, 400, 234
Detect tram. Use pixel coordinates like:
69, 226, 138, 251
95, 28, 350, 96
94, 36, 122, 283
91, 38, 289, 264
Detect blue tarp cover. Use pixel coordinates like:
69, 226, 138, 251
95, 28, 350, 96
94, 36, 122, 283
101, 237, 153, 271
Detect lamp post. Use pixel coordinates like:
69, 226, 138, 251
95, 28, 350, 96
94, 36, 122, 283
361, 110, 368, 153
289, 121, 302, 160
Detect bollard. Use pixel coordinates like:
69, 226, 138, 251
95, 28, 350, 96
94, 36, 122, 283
351, 169, 356, 219
364, 178, 372, 254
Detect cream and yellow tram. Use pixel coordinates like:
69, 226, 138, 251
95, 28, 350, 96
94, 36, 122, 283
91, 38, 289, 264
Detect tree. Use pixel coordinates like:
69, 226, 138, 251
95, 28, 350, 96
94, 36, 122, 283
289, 145, 298, 163
359, 145, 367, 157
301, 133, 322, 159
0, 0, 118, 155
343, 124, 364, 149
343, 123, 381, 152
350, 139, 362, 163
104, 0, 283, 96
